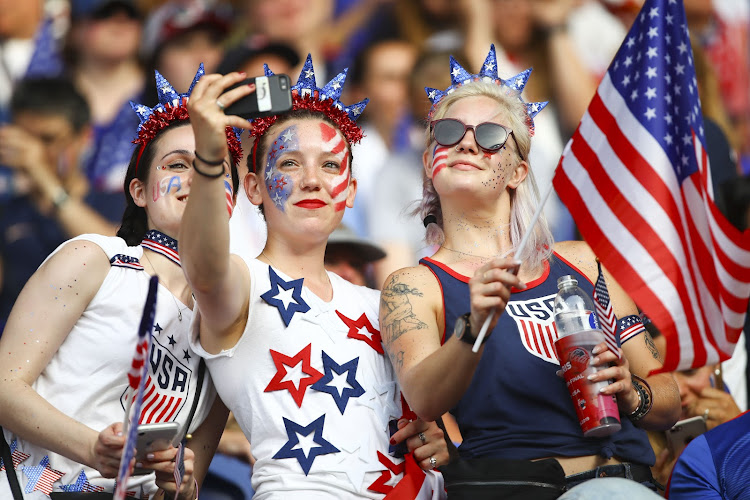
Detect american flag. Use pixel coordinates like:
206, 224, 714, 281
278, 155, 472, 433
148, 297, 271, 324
593, 260, 621, 358
553, 0, 750, 372
114, 275, 158, 500
224, 178, 234, 217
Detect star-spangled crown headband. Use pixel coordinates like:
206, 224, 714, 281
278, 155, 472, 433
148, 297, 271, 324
248, 54, 369, 171
130, 64, 243, 174
425, 44, 548, 135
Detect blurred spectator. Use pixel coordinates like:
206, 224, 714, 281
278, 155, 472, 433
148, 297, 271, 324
66, 0, 146, 192
217, 41, 300, 77
0, 77, 123, 331
324, 223, 386, 288
0, 0, 64, 120
367, 47, 458, 287
649, 334, 742, 491
668, 410, 750, 499
343, 38, 417, 239
141, 0, 232, 94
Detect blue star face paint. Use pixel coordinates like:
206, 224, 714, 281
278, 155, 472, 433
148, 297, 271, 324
265, 125, 298, 212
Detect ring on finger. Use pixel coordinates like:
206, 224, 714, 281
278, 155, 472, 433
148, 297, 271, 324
703, 408, 710, 420
216, 100, 225, 111
418, 432, 426, 444
429, 456, 437, 468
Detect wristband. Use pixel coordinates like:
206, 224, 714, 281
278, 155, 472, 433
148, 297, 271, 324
192, 159, 225, 179
193, 150, 225, 166
52, 187, 70, 209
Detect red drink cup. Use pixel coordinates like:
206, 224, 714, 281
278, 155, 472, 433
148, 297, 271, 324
555, 330, 621, 437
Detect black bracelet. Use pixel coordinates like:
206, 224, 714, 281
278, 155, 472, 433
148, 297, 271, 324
192, 159, 226, 179
194, 150, 225, 166
627, 374, 653, 423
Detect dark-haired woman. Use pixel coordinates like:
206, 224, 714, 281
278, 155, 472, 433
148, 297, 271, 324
0, 68, 235, 499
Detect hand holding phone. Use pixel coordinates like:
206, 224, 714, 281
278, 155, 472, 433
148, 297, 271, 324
223, 74, 293, 119
133, 422, 180, 475
665, 415, 707, 456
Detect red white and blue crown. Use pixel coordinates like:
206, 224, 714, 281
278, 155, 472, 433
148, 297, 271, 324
130, 64, 243, 171
425, 45, 548, 134
249, 54, 369, 146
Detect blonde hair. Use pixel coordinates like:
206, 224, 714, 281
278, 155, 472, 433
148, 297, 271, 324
416, 80, 554, 270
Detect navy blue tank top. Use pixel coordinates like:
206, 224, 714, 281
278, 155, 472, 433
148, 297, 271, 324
420, 253, 655, 464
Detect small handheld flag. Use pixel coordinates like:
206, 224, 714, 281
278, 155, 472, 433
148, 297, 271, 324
114, 275, 158, 500
593, 260, 621, 359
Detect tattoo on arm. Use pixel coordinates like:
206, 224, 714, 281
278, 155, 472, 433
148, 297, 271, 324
380, 276, 428, 347
644, 331, 661, 361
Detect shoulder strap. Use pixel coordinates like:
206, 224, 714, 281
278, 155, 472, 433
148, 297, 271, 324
181, 359, 205, 445
0, 427, 25, 500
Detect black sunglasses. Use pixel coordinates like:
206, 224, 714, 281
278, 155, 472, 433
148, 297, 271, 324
431, 118, 524, 160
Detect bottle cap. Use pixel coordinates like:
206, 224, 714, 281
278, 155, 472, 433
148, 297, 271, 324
556, 275, 578, 290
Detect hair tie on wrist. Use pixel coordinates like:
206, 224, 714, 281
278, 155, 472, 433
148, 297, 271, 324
423, 214, 437, 228
194, 150, 225, 166
192, 159, 226, 179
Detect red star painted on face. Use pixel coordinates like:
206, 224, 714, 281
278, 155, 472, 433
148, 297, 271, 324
367, 451, 404, 494
275, 176, 288, 189
264, 344, 324, 407
483, 151, 494, 159
336, 311, 383, 354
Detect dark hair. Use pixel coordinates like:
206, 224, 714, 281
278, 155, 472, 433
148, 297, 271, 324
11, 77, 90, 132
722, 176, 750, 231
117, 121, 241, 245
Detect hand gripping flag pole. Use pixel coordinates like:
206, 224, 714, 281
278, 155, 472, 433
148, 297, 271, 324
114, 275, 158, 500
472, 182, 554, 352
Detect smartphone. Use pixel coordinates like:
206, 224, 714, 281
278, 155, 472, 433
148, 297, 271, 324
665, 415, 707, 456
223, 74, 293, 119
133, 422, 181, 475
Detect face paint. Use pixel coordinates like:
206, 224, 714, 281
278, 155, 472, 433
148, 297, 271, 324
431, 144, 449, 178
320, 123, 350, 212
152, 175, 183, 202
265, 125, 297, 212
224, 175, 234, 217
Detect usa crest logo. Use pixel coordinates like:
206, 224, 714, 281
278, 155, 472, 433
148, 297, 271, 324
505, 294, 560, 364
120, 337, 192, 423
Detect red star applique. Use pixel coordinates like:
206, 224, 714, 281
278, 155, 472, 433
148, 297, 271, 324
483, 151, 494, 159
336, 311, 383, 354
264, 344, 323, 407
400, 394, 418, 422
367, 451, 404, 494
275, 176, 288, 189
384, 454, 428, 499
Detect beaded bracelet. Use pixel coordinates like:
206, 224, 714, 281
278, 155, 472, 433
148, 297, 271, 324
627, 374, 653, 423
192, 159, 225, 179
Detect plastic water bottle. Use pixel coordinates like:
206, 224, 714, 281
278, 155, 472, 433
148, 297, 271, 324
554, 275, 621, 437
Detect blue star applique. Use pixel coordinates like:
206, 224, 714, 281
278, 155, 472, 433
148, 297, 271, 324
59, 470, 105, 492
23, 456, 64, 495
311, 351, 365, 414
273, 415, 339, 475
261, 266, 310, 326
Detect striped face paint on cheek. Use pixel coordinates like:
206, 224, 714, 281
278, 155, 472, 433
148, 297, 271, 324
223, 175, 233, 217
320, 123, 350, 212
431, 145, 449, 178
265, 125, 297, 212
152, 175, 182, 202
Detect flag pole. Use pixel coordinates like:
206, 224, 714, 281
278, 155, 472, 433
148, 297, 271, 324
472, 182, 555, 352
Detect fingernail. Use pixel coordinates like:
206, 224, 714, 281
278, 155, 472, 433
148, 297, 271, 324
398, 419, 408, 426
135, 462, 143, 468
247, 83, 255, 88
587, 374, 596, 381
239, 71, 247, 76
389, 438, 396, 445
592, 357, 600, 365
117, 431, 123, 437
146, 453, 154, 460
517, 282, 527, 290
592, 345, 602, 354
